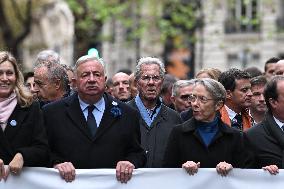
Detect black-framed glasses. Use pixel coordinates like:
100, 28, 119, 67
180, 94, 191, 101
140, 75, 161, 82
188, 94, 214, 104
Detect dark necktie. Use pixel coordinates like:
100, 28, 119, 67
87, 105, 97, 137
232, 114, 243, 130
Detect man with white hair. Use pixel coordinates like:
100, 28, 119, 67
128, 57, 182, 168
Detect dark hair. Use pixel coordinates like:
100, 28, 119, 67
24, 72, 34, 82
117, 68, 132, 75
244, 67, 262, 78
264, 57, 280, 72
161, 74, 177, 95
218, 68, 251, 91
250, 75, 267, 88
264, 75, 284, 112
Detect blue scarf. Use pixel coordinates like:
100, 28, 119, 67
197, 117, 219, 147
135, 95, 162, 127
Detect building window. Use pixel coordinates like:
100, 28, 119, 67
225, 0, 260, 33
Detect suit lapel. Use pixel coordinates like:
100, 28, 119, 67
65, 95, 93, 141
93, 94, 118, 141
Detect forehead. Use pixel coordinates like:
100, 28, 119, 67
266, 63, 276, 71
34, 66, 48, 77
77, 60, 104, 73
178, 84, 194, 94
275, 63, 284, 71
277, 80, 284, 93
0, 61, 14, 70
112, 73, 129, 82
235, 79, 251, 88
192, 84, 209, 94
140, 64, 160, 75
251, 84, 265, 92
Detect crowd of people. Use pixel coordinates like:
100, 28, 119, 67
0, 50, 283, 183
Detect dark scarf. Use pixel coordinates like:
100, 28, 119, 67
197, 116, 219, 147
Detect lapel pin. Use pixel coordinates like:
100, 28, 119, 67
10, 120, 17, 127
112, 101, 118, 106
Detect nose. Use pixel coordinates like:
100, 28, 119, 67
0, 73, 7, 80
247, 89, 253, 97
259, 94, 265, 101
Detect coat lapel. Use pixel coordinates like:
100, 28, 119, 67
65, 94, 93, 141
263, 113, 284, 148
4, 104, 28, 139
93, 94, 118, 141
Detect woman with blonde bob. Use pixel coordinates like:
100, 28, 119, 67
0, 51, 49, 181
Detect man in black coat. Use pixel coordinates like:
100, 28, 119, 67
245, 75, 284, 175
128, 57, 182, 168
43, 55, 146, 183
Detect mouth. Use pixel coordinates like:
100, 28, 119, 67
0, 84, 10, 88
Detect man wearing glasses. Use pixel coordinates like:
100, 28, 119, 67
128, 57, 182, 168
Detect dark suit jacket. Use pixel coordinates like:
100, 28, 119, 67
0, 102, 49, 166
244, 112, 284, 168
128, 99, 182, 168
163, 117, 248, 168
43, 93, 146, 169
180, 109, 193, 122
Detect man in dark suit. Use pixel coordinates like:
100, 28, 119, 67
43, 55, 146, 183
245, 75, 284, 175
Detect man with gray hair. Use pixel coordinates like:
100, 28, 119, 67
34, 61, 69, 107
128, 57, 182, 168
43, 55, 145, 183
36, 49, 60, 64
171, 80, 195, 113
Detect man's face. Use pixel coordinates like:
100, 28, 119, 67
229, 79, 252, 111
112, 73, 131, 101
265, 63, 276, 80
250, 84, 266, 113
270, 80, 284, 121
73, 60, 106, 102
137, 64, 163, 102
274, 63, 284, 76
34, 67, 57, 102
25, 76, 38, 99
172, 85, 194, 112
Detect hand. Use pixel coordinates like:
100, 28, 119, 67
182, 161, 200, 175
9, 153, 24, 175
54, 162, 76, 182
116, 161, 135, 183
216, 161, 233, 176
263, 165, 279, 175
0, 159, 8, 181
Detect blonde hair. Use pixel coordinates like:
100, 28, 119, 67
196, 68, 222, 81
0, 51, 33, 107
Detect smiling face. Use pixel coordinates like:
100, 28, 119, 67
0, 61, 16, 98
136, 64, 163, 103
73, 60, 106, 104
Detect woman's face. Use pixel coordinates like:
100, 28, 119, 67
190, 84, 221, 122
0, 61, 16, 98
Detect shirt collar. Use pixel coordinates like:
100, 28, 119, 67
273, 116, 284, 129
78, 95, 105, 112
225, 105, 238, 120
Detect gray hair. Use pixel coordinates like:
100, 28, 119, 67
36, 50, 60, 65
194, 78, 226, 104
34, 62, 69, 94
172, 79, 196, 97
134, 57, 165, 80
74, 55, 105, 73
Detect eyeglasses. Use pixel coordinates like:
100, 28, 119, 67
188, 94, 214, 104
180, 94, 191, 101
140, 75, 161, 82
